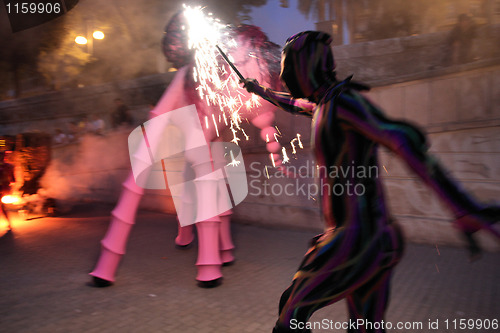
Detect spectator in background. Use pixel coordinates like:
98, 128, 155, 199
88, 114, 106, 135
111, 98, 133, 129
448, 14, 477, 65
78, 116, 89, 134
67, 121, 79, 142
0, 151, 15, 231
53, 128, 68, 145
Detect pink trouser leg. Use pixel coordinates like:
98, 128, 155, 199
175, 180, 196, 247
90, 173, 143, 282
192, 174, 224, 283
219, 212, 235, 264
176, 223, 195, 247
195, 219, 222, 282
184, 145, 227, 284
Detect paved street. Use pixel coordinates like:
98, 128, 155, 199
0, 203, 498, 332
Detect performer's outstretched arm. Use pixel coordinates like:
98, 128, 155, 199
242, 79, 315, 117
334, 90, 499, 255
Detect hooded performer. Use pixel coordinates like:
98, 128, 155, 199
242, 31, 500, 333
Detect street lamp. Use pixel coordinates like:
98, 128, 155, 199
74, 20, 105, 54
75, 36, 88, 45
93, 30, 105, 40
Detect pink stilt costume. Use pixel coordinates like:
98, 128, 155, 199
90, 12, 282, 288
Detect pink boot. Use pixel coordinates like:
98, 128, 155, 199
195, 219, 223, 288
219, 214, 235, 265
175, 222, 195, 248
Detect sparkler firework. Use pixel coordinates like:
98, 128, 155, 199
182, 5, 304, 164
183, 5, 255, 145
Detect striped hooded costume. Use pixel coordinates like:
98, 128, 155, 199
242, 31, 500, 333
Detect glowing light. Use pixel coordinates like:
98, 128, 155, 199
212, 114, 219, 137
240, 128, 249, 140
230, 123, 241, 145
290, 134, 304, 156
282, 147, 289, 164
227, 150, 240, 167
183, 6, 305, 163
270, 153, 276, 167
273, 132, 280, 143
183, 5, 261, 145
296, 134, 303, 148
93, 31, 105, 39
290, 140, 297, 155
1, 195, 21, 205
383, 165, 389, 174
75, 36, 87, 45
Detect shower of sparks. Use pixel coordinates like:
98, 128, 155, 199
230, 124, 240, 145
289, 133, 305, 156
227, 149, 240, 167
212, 114, 219, 137
265, 165, 270, 179
184, 5, 306, 167
241, 128, 249, 141
184, 5, 262, 145
270, 153, 276, 167
282, 147, 290, 164
435, 264, 440, 273
266, 134, 270, 143
290, 140, 297, 155
435, 244, 440, 255
251, 93, 261, 106
296, 134, 303, 148
383, 165, 389, 174
273, 132, 281, 143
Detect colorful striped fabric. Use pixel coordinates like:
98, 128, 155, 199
245, 31, 500, 333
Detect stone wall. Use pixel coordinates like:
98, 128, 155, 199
333, 25, 500, 85
369, 65, 500, 250
0, 73, 173, 136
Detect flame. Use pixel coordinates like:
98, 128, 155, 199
1, 195, 21, 205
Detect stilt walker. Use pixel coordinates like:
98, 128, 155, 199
90, 9, 283, 287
